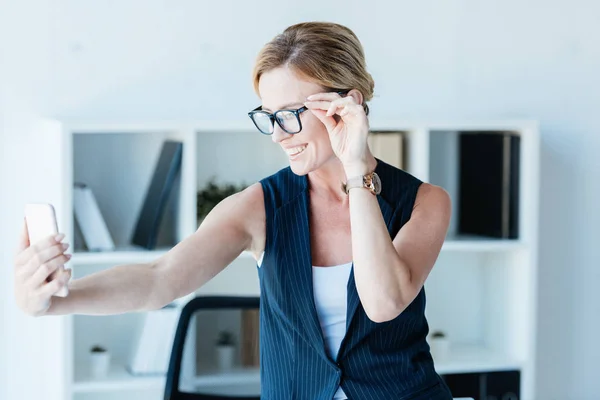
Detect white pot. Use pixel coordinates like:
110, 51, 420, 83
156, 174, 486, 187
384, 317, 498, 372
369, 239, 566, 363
89, 351, 111, 379
216, 346, 236, 371
429, 337, 450, 362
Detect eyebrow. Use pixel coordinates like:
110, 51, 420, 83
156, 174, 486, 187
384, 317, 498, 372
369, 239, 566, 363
262, 100, 304, 112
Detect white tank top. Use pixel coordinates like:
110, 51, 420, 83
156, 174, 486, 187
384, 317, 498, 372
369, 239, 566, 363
312, 262, 352, 400
257, 253, 351, 400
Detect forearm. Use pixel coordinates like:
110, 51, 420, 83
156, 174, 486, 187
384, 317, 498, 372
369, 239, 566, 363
348, 187, 411, 322
45, 263, 161, 316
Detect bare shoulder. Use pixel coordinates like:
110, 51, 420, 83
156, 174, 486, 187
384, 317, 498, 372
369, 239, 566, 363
413, 182, 451, 218
202, 182, 266, 258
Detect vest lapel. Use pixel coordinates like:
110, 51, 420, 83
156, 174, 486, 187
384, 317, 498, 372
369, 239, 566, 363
277, 186, 329, 361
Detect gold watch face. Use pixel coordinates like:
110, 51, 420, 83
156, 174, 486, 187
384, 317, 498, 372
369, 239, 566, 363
370, 172, 382, 195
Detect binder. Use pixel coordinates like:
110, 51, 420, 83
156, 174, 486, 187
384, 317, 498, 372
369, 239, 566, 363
368, 131, 404, 169
458, 132, 520, 239
131, 140, 183, 250
73, 183, 115, 251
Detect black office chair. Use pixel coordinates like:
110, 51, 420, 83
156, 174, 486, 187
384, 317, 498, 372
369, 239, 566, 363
164, 296, 261, 400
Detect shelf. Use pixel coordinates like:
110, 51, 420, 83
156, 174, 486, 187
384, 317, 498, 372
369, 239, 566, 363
72, 364, 261, 394
434, 344, 522, 375
441, 235, 526, 252
191, 366, 260, 387
71, 247, 256, 266
72, 363, 165, 393
71, 247, 170, 266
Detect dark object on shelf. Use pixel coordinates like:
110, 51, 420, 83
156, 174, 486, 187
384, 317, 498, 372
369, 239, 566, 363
90, 345, 106, 353
442, 370, 520, 400
458, 132, 520, 239
165, 296, 261, 400
216, 331, 235, 346
197, 179, 247, 222
132, 140, 183, 250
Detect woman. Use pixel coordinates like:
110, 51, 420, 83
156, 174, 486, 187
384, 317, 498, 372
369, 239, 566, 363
14, 22, 452, 399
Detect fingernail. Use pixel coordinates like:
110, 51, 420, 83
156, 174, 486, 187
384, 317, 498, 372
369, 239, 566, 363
65, 253, 72, 259
55, 233, 65, 242
306, 95, 314, 100
62, 243, 70, 251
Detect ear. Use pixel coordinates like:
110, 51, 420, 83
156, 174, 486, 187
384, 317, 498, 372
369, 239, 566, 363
347, 89, 364, 108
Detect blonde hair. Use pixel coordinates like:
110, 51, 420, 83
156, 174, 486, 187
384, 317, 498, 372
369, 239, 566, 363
252, 22, 375, 115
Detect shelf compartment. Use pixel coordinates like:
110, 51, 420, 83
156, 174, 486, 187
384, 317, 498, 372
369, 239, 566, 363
434, 344, 522, 375
429, 130, 521, 240
70, 130, 194, 252
72, 363, 164, 393
442, 235, 526, 252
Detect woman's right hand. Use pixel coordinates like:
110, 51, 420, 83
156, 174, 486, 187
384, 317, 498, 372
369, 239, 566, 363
14, 219, 72, 317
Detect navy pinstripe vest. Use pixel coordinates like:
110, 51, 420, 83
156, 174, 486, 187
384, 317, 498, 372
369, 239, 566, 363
258, 159, 452, 400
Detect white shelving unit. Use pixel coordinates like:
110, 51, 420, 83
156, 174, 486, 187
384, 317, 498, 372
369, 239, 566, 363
40, 118, 538, 400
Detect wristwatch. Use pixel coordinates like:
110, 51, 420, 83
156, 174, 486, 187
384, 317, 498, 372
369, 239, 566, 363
342, 171, 382, 195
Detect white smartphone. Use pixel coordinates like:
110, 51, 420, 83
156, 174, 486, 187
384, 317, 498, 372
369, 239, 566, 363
24, 203, 69, 297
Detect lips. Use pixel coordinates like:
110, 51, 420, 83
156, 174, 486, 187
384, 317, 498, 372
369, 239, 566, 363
286, 146, 306, 156
284, 145, 307, 157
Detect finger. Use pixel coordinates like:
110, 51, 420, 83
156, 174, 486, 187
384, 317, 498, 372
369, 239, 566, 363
28, 254, 71, 288
304, 100, 333, 111
36, 276, 67, 299
20, 242, 69, 278
326, 98, 355, 117
339, 103, 363, 118
308, 108, 337, 132
306, 92, 344, 102
15, 233, 65, 267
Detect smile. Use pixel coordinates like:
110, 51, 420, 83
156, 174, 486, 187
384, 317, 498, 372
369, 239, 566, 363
286, 145, 307, 157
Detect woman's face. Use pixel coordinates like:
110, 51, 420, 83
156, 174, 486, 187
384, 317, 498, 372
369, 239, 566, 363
258, 66, 334, 176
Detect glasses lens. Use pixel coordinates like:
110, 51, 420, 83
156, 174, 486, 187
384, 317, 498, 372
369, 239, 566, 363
251, 112, 274, 134
275, 111, 301, 133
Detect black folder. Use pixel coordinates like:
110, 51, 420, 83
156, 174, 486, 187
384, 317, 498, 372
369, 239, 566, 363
458, 132, 520, 239
132, 140, 183, 250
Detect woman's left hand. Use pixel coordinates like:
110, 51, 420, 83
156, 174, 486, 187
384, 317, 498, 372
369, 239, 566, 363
304, 91, 369, 172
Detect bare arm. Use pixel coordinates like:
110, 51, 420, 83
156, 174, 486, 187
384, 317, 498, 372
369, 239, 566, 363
349, 181, 451, 323
46, 183, 266, 316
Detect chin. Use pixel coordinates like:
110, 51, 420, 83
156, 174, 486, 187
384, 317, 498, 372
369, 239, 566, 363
289, 161, 311, 176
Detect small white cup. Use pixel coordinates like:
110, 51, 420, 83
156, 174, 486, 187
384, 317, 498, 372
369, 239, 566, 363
429, 337, 450, 362
90, 350, 111, 379
216, 345, 236, 371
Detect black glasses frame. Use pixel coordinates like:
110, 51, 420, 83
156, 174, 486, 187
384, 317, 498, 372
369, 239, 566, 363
248, 90, 350, 135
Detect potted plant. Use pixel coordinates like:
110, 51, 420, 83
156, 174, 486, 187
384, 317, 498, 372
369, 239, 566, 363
429, 330, 450, 362
196, 179, 247, 224
89, 345, 111, 379
215, 331, 236, 371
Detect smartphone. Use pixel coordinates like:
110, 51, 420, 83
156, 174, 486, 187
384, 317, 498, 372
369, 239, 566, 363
24, 203, 69, 297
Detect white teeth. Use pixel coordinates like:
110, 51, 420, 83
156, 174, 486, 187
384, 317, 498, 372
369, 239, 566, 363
286, 145, 307, 156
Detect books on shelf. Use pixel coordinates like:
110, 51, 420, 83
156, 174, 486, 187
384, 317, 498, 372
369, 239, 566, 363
131, 140, 183, 250
368, 131, 404, 170
73, 182, 115, 252
128, 303, 181, 376
458, 132, 520, 239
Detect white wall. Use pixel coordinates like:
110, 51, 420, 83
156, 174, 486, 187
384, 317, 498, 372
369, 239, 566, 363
1, 0, 599, 399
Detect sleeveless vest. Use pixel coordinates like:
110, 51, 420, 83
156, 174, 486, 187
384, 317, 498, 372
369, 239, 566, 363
257, 159, 452, 400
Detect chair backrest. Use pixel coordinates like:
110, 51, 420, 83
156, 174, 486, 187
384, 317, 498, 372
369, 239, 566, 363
164, 296, 261, 400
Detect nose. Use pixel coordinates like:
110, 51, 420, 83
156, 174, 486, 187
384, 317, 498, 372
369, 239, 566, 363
271, 123, 292, 144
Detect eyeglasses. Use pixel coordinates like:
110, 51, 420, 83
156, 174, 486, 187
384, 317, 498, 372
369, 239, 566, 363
248, 90, 350, 135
